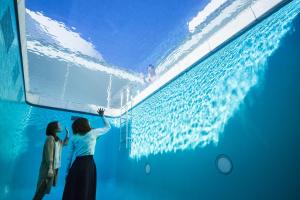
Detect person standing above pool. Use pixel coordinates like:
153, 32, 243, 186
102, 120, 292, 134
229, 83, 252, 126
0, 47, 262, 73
33, 121, 69, 200
62, 108, 111, 200
145, 64, 157, 83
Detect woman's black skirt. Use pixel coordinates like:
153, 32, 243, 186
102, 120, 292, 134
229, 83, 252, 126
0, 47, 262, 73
62, 155, 96, 200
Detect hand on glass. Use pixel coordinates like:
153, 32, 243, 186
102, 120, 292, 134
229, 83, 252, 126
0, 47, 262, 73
97, 108, 105, 116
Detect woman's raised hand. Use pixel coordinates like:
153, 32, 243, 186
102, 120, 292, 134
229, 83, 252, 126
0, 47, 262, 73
97, 108, 105, 116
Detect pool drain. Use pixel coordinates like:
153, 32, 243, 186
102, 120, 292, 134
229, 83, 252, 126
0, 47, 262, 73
216, 154, 233, 175
145, 163, 151, 175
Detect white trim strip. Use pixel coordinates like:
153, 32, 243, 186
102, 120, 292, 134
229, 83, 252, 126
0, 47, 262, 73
26, 92, 120, 117
16, 0, 30, 92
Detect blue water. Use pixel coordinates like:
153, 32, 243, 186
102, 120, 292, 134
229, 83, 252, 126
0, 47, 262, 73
1, 0, 300, 199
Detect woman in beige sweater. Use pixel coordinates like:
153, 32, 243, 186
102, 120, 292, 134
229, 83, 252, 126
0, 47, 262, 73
33, 121, 69, 200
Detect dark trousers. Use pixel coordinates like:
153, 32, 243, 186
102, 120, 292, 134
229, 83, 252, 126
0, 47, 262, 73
33, 179, 49, 200
62, 155, 96, 200
33, 169, 58, 200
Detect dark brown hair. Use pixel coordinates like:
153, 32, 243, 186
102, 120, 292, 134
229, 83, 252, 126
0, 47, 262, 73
46, 121, 59, 141
72, 117, 91, 135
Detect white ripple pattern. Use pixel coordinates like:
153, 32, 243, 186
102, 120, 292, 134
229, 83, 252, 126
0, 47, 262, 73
130, 1, 300, 159
0, 101, 32, 162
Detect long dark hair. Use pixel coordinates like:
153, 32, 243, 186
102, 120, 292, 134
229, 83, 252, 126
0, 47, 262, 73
72, 117, 91, 135
46, 121, 59, 141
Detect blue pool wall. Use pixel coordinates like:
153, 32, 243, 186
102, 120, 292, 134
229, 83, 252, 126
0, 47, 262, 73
0, 1, 31, 198
112, 1, 300, 199
1, 0, 300, 199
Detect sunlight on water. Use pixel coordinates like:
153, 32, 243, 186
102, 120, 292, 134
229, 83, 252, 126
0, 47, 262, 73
0, 101, 32, 162
130, 1, 300, 159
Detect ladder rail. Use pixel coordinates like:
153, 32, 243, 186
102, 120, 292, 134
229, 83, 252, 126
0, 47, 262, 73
119, 86, 133, 151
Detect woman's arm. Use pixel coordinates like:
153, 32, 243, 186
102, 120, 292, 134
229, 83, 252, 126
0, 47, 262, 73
92, 117, 111, 138
91, 108, 111, 138
45, 137, 55, 178
102, 116, 111, 132
62, 128, 69, 146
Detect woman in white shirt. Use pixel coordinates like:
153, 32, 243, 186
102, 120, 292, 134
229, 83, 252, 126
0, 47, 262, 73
62, 108, 110, 200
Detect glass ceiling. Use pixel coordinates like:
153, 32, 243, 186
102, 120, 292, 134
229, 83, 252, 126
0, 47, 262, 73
21, 0, 269, 115
24, 0, 211, 111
